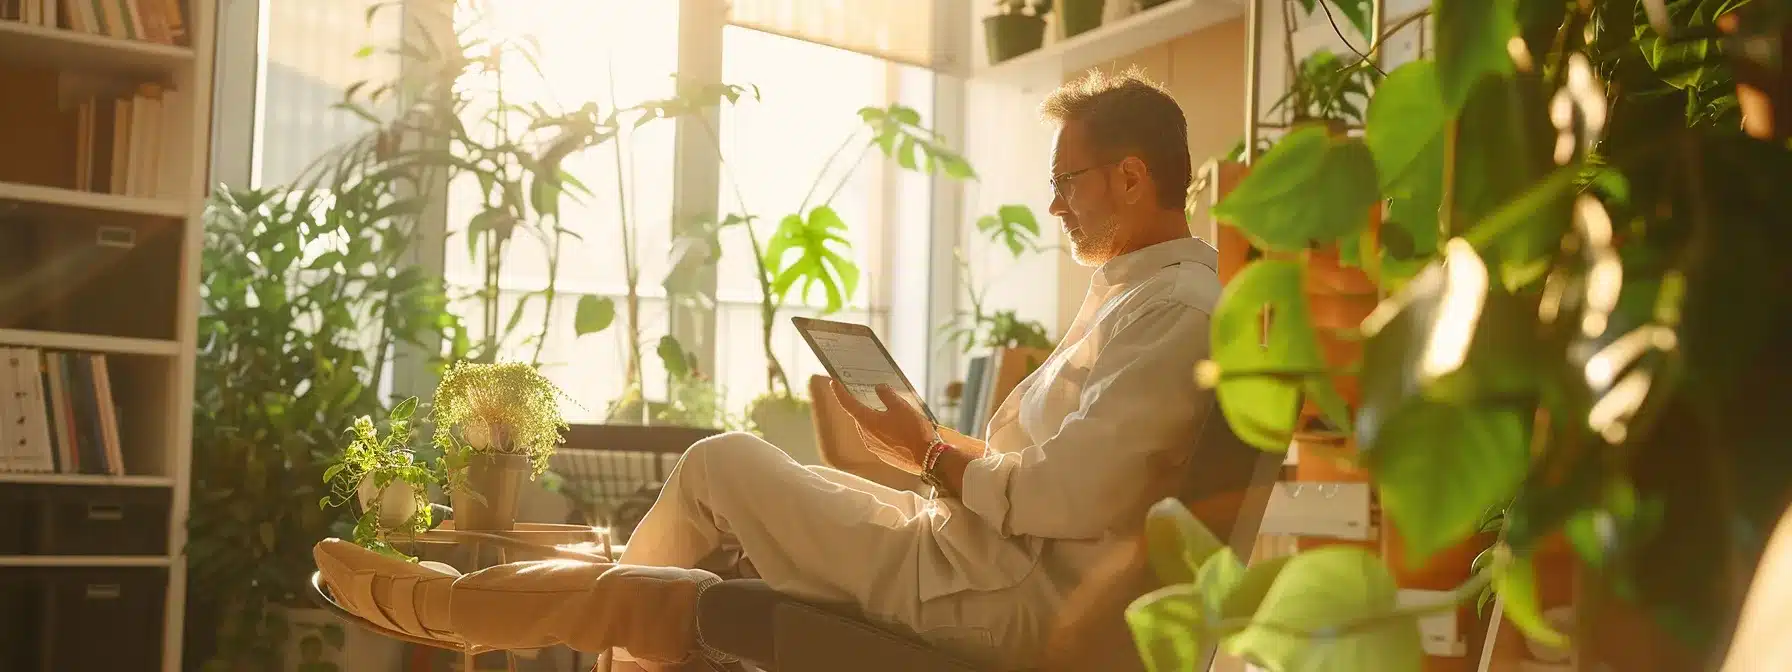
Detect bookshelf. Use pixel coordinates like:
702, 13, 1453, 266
0, 0, 212, 670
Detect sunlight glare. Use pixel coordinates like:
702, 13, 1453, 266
1419, 238, 1488, 382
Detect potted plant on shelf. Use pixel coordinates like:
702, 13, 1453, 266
429, 361, 571, 531
1060, 0, 1104, 39
985, 0, 1053, 65
319, 396, 439, 559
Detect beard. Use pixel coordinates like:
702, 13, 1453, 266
1065, 214, 1118, 266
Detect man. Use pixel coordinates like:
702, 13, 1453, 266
313, 68, 1223, 671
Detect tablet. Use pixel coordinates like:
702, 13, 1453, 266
792, 316, 939, 425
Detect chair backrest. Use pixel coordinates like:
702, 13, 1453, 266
807, 374, 924, 492
1178, 399, 1284, 563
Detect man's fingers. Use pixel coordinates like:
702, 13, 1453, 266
831, 379, 880, 423
873, 384, 911, 413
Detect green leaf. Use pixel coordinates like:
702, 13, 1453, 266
574, 295, 616, 336
1329, 0, 1374, 41
1369, 401, 1528, 560
1448, 73, 1567, 287
1208, 260, 1327, 451
1195, 550, 1246, 617
941, 153, 978, 180
1127, 584, 1210, 672
1211, 126, 1380, 252
1226, 546, 1423, 672
1366, 61, 1447, 259
390, 396, 418, 421
1434, 0, 1518, 110
979, 204, 1042, 257
1356, 248, 1537, 561
1493, 547, 1567, 648
657, 335, 690, 380
1143, 497, 1227, 585
1219, 555, 1293, 619
764, 206, 861, 313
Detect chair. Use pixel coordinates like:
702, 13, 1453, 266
805, 374, 923, 492
692, 399, 1283, 671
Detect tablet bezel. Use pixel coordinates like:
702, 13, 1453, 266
791, 316, 938, 425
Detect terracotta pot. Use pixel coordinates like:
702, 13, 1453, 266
450, 453, 530, 532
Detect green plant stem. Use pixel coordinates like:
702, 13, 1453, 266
697, 115, 791, 399
744, 216, 791, 397
799, 130, 862, 214
821, 140, 875, 207
605, 58, 646, 421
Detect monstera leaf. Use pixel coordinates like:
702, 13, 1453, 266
764, 205, 861, 314
977, 204, 1043, 256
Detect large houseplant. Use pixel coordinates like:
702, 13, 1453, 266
1127, 1, 1792, 671
187, 180, 462, 671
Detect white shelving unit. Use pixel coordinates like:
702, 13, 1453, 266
972, 0, 1247, 85
0, 4, 214, 670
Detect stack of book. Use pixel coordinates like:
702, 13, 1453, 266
72, 85, 178, 198
956, 347, 1050, 436
1, 0, 190, 47
0, 346, 127, 476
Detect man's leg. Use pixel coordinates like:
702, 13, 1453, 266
620, 431, 933, 607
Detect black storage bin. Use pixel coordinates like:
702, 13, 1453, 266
0, 566, 167, 672
0, 484, 171, 556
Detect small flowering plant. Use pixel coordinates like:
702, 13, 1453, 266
429, 360, 572, 484
320, 396, 438, 558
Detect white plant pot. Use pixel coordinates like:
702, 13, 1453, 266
751, 399, 820, 465
356, 477, 420, 529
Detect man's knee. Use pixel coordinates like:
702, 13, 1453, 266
678, 431, 784, 476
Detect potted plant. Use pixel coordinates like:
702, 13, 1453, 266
186, 180, 462, 670
1060, 0, 1105, 39
1123, 0, 1792, 669
985, 0, 1053, 64
941, 204, 1055, 355
320, 397, 439, 558
678, 101, 977, 462
429, 361, 571, 531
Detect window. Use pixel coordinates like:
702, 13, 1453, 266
711, 26, 936, 414
439, 0, 682, 423
221, 0, 944, 426
253, 0, 403, 187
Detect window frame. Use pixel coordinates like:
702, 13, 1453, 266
208, 0, 970, 418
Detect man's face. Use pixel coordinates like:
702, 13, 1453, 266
1048, 121, 1125, 266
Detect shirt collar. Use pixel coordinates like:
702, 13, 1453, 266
1091, 236, 1218, 287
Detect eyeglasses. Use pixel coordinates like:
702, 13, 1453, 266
1049, 161, 1118, 197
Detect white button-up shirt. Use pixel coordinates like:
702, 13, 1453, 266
918, 236, 1222, 603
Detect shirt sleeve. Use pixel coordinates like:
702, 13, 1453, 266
958, 300, 1215, 540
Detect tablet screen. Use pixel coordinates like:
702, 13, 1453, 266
795, 319, 934, 422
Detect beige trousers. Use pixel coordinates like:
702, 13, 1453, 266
618, 432, 1059, 670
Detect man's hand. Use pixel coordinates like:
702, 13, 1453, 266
830, 380, 936, 474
